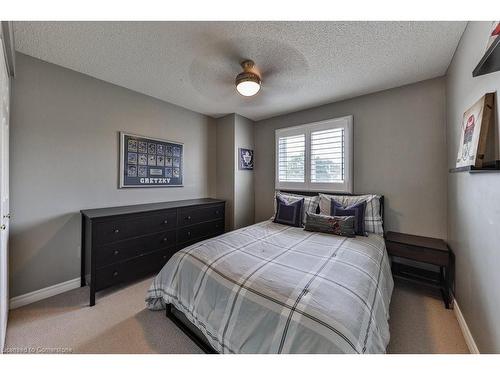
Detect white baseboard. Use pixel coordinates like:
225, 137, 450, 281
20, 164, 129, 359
453, 298, 480, 354
9, 278, 81, 310
0, 315, 6, 354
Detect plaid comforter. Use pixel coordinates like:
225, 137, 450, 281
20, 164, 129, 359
146, 220, 393, 354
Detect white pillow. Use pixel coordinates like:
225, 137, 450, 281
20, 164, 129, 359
274, 191, 320, 226
319, 193, 384, 235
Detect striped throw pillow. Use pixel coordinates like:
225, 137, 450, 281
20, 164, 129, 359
274, 191, 320, 226
273, 196, 304, 227
319, 193, 384, 235
304, 212, 355, 237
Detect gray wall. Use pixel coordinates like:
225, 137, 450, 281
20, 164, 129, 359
9, 54, 217, 297
216, 114, 235, 231
446, 22, 500, 353
254, 78, 448, 238
234, 114, 255, 229
215, 113, 255, 231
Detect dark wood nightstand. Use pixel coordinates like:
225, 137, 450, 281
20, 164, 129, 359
385, 231, 454, 309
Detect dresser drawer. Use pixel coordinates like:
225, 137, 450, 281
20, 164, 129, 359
93, 210, 177, 245
95, 230, 176, 267
95, 247, 175, 291
178, 219, 224, 244
178, 204, 224, 227
386, 241, 449, 266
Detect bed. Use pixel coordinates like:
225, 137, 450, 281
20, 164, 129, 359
146, 193, 394, 354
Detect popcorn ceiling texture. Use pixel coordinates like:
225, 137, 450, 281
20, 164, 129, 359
13, 21, 466, 121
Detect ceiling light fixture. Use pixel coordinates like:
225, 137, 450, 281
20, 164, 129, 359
235, 60, 261, 97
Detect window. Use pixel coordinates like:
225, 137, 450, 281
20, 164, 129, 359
275, 116, 353, 193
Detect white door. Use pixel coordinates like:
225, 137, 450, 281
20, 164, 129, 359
0, 39, 10, 353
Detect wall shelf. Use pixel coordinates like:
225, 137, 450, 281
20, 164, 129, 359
473, 36, 500, 77
449, 161, 500, 173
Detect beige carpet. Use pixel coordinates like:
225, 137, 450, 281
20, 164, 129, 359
4, 277, 469, 354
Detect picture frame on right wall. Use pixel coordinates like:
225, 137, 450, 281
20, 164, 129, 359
455, 93, 495, 168
486, 21, 500, 51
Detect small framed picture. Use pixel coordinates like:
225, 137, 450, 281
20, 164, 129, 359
456, 93, 495, 168
239, 148, 254, 170
165, 167, 173, 177
148, 143, 157, 154
128, 139, 138, 152
166, 146, 173, 157
127, 152, 137, 164
138, 153, 147, 165
173, 168, 180, 178
138, 141, 147, 153
165, 157, 173, 166
157, 144, 165, 155
173, 157, 180, 168
138, 166, 147, 177
127, 165, 137, 177
148, 154, 156, 166
157, 155, 165, 166
173, 146, 181, 157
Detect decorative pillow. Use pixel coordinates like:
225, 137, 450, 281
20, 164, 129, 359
331, 200, 366, 236
304, 212, 355, 237
319, 193, 384, 235
274, 191, 319, 225
273, 196, 304, 227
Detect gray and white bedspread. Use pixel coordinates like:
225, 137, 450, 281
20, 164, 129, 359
146, 220, 394, 354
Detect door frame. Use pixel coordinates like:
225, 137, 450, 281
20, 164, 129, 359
0, 21, 14, 354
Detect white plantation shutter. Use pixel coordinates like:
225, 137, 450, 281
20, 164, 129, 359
277, 134, 305, 183
275, 116, 352, 192
311, 128, 344, 183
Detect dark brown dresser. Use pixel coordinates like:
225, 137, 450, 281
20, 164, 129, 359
81, 198, 225, 306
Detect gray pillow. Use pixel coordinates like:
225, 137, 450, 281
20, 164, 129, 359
303, 212, 356, 237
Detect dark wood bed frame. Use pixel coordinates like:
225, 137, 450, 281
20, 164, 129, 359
165, 190, 385, 354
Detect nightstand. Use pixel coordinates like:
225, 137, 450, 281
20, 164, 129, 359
385, 231, 454, 309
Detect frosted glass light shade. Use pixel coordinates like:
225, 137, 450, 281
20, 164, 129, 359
236, 80, 261, 96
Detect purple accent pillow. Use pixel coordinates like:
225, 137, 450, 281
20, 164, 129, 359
331, 200, 367, 236
274, 196, 304, 227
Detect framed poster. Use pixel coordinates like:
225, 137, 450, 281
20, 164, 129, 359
119, 132, 184, 188
239, 148, 254, 170
455, 93, 494, 168
486, 21, 500, 51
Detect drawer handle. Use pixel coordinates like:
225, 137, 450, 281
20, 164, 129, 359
163, 220, 168, 224
163, 237, 168, 242
187, 231, 191, 237
215, 224, 219, 228
113, 271, 119, 277
185, 216, 191, 221
113, 228, 120, 234
113, 250, 120, 256
162, 255, 168, 260
215, 210, 219, 215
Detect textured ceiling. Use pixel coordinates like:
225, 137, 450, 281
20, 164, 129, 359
13, 21, 466, 121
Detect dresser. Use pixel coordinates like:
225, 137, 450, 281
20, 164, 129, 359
81, 198, 225, 306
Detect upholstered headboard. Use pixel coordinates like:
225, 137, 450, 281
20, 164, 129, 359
278, 190, 385, 233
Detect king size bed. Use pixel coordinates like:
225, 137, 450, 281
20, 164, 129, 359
146, 192, 394, 354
